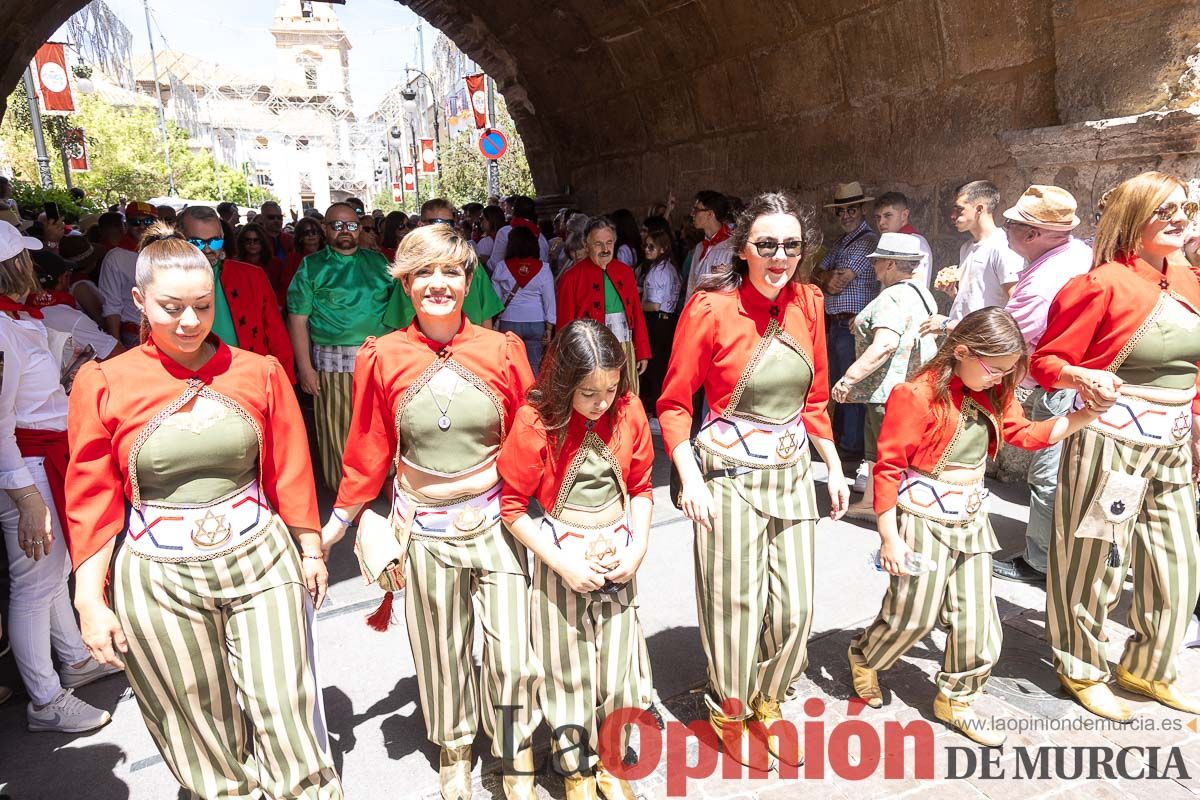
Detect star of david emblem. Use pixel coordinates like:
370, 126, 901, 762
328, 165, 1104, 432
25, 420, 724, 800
776, 431, 799, 460
191, 510, 232, 548
453, 503, 486, 534
965, 490, 983, 515
1171, 413, 1189, 442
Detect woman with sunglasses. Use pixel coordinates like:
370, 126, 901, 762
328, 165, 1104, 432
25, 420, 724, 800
279, 218, 326, 309
235, 222, 286, 302
848, 307, 1100, 745
658, 191, 847, 768
1032, 171, 1200, 721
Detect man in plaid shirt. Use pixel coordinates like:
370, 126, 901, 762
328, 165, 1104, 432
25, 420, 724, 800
813, 182, 879, 472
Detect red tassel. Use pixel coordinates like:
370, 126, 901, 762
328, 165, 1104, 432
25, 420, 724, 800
365, 592, 395, 632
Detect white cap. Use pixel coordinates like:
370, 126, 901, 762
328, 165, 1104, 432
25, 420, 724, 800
0, 222, 43, 262
867, 232, 924, 261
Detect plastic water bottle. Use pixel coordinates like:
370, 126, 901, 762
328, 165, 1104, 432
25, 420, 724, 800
868, 549, 938, 576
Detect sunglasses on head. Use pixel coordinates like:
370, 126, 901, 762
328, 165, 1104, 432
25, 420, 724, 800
750, 239, 805, 258
1152, 201, 1200, 222
187, 237, 224, 252
422, 218, 454, 226
328, 220, 360, 232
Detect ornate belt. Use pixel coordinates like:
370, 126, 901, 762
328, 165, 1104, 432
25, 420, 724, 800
896, 469, 988, 525
695, 412, 807, 469
1076, 388, 1194, 448
125, 481, 274, 562
541, 510, 633, 561
392, 479, 502, 542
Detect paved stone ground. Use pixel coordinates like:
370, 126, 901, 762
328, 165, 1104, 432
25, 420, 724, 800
0, 433, 1198, 799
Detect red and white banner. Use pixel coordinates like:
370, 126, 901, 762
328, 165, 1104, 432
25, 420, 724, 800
34, 44, 75, 115
402, 165, 416, 193
465, 74, 488, 130
391, 181, 403, 203
64, 128, 89, 172
419, 137, 437, 174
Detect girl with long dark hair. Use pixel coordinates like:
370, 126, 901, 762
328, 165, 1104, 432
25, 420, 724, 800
498, 319, 654, 800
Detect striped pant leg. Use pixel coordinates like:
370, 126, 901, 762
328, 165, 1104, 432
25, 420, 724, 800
1120, 478, 1200, 683
756, 518, 817, 702
224, 582, 343, 799
938, 550, 1002, 698
314, 370, 354, 492
403, 541, 478, 749
694, 474, 769, 717
112, 547, 255, 799
852, 516, 953, 675
593, 589, 647, 765
475, 566, 544, 760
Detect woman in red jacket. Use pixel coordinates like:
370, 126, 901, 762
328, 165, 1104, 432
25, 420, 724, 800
848, 307, 1099, 746
556, 217, 650, 394
498, 318, 653, 800
1032, 171, 1200, 721
658, 191, 848, 769
67, 225, 341, 798
319, 223, 542, 800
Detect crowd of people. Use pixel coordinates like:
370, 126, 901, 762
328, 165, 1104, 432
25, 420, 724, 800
0, 168, 1197, 799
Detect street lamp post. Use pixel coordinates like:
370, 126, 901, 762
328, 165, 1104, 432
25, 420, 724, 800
404, 67, 441, 145
401, 88, 421, 210
21, 67, 53, 189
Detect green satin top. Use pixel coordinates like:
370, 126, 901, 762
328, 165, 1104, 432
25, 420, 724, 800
286, 247, 394, 346
945, 407, 990, 469
136, 404, 258, 503
1117, 296, 1200, 390
563, 447, 621, 510
732, 335, 812, 424
398, 368, 501, 476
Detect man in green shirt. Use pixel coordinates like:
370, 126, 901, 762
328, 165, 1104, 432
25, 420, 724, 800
287, 202, 395, 490
383, 198, 504, 329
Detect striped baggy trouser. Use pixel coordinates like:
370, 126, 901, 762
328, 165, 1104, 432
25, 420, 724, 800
531, 559, 651, 773
112, 518, 341, 799
1047, 427, 1200, 684
315, 370, 354, 492
694, 448, 818, 716
403, 522, 543, 758
850, 512, 1002, 699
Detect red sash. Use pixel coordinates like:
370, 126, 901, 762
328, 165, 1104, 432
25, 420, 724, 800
0, 295, 44, 319
506, 258, 544, 289
510, 217, 540, 240
28, 290, 77, 309
14, 428, 69, 543
699, 225, 731, 262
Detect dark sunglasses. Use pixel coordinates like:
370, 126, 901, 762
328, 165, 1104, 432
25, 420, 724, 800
241, 237, 263, 244
128, 217, 156, 226
422, 218, 454, 226
750, 239, 805, 257
261, 213, 283, 221
328, 220, 360, 232
187, 236, 224, 252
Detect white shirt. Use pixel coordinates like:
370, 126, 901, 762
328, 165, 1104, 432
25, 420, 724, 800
685, 234, 736, 298
491, 260, 556, 324
0, 315, 69, 489
948, 228, 1024, 322
487, 225, 550, 272
643, 258, 682, 314
1006, 237, 1093, 388
617, 244, 637, 268
910, 231, 934, 288
475, 235, 495, 264
40, 303, 119, 359
99, 246, 140, 323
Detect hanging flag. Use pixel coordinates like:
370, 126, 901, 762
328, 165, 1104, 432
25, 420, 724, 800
392, 182, 403, 203
419, 137, 437, 174
64, 128, 89, 172
34, 44, 75, 115
402, 165, 416, 193
465, 73, 488, 130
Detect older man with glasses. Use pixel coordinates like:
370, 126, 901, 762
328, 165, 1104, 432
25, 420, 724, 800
259, 201, 292, 262
99, 201, 158, 347
288, 202, 396, 491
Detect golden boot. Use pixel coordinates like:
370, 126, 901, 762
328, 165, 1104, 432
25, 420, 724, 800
593, 759, 635, 800
1059, 674, 1132, 722
1115, 666, 1200, 715
848, 646, 883, 709
709, 705, 773, 771
502, 747, 537, 800
932, 692, 1006, 747
563, 772, 600, 800
750, 693, 802, 767
438, 744, 473, 800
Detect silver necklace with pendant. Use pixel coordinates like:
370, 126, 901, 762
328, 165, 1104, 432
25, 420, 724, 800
429, 374, 459, 431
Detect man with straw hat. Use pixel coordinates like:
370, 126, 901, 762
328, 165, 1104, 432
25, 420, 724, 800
992, 185, 1092, 586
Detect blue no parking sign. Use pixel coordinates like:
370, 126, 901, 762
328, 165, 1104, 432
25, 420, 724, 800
478, 128, 508, 160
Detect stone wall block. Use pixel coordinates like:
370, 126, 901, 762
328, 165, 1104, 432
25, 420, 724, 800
605, 28, 664, 87
938, 0, 1053, 77
592, 94, 650, 158
644, 3, 719, 75
638, 80, 700, 144
695, 0, 802, 51
563, 0, 651, 38
750, 31, 844, 121
890, 80, 1019, 181
690, 57, 762, 133
836, 0, 945, 100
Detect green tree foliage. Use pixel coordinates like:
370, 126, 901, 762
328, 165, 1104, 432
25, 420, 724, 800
436, 97, 534, 208
2, 83, 273, 207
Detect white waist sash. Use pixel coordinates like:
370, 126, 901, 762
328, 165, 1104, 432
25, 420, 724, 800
1076, 389, 1194, 448
541, 510, 633, 560
125, 481, 274, 561
696, 412, 807, 468
392, 479, 502, 542
896, 469, 989, 525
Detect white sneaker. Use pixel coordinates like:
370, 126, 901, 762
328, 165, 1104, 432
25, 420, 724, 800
27, 689, 112, 733
59, 657, 123, 689
851, 463, 870, 494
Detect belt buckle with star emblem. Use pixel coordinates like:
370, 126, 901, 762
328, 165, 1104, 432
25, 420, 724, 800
1171, 412, 1189, 442
453, 503, 487, 535
775, 430, 799, 460
965, 490, 983, 516
191, 510, 233, 548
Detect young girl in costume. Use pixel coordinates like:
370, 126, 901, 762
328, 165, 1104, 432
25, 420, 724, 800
498, 318, 654, 800
848, 307, 1104, 745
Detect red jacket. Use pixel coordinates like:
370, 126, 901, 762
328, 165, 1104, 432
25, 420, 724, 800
498, 398, 654, 524
335, 319, 534, 508
873, 372, 1055, 514
65, 337, 318, 569
556, 259, 651, 361
1031, 255, 1200, 414
221, 258, 295, 383
656, 279, 834, 455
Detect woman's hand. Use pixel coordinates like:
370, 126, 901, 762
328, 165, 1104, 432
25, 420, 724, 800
1069, 367, 1123, 408
600, 544, 647, 586
301, 555, 330, 610
827, 470, 850, 521
637, 359, 649, 375
320, 517, 348, 557
16, 491, 52, 561
878, 533, 911, 578
679, 478, 714, 532
77, 601, 127, 669
553, 552, 607, 594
